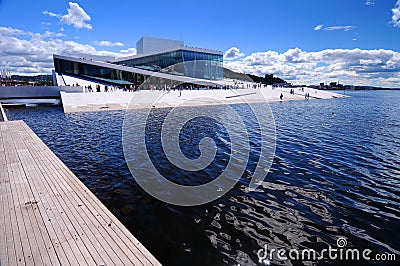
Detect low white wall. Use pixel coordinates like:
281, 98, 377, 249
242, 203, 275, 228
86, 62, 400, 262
0, 86, 83, 99
61, 91, 134, 113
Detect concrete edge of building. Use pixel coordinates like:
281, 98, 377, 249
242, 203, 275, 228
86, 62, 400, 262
0, 86, 83, 99
60, 87, 348, 113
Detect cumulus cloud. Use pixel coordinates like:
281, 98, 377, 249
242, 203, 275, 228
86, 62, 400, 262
365, 0, 374, 6
94, 41, 124, 47
314, 24, 324, 31
224, 47, 245, 60
118, 48, 137, 55
60, 2, 92, 29
392, 0, 400, 27
224, 48, 400, 88
0, 26, 136, 75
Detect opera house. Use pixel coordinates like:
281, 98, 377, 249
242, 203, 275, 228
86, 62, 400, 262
53, 36, 224, 88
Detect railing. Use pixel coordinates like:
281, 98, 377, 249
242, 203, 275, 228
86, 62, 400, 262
0, 101, 8, 121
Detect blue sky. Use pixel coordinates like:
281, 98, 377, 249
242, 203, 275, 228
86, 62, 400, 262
1, 0, 399, 87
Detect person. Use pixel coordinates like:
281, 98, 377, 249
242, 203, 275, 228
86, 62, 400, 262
280, 93, 283, 101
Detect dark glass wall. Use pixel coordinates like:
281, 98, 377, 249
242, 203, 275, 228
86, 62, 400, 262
54, 58, 149, 86
116, 49, 223, 80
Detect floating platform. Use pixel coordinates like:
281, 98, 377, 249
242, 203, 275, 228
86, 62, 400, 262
0, 120, 161, 265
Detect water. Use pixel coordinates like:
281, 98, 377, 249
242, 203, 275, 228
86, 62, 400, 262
5, 90, 400, 265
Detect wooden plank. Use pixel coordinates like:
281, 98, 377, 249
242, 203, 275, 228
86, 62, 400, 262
8, 123, 79, 266
31, 129, 159, 265
11, 129, 61, 266
6, 123, 55, 266
0, 120, 161, 266
0, 152, 10, 265
25, 125, 160, 265
18, 148, 105, 266
60, 165, 161, 265
8, 161, 41, 266
23, 127, 130, 265
16, 124, 114, 265
0, 126, 18, 266
16, 149, 60, 266
1, 170, 19, 266
3, 124, 29, 265
0, 127, 8, 264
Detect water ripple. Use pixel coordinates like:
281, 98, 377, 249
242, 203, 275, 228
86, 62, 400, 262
5, 90, 400, 265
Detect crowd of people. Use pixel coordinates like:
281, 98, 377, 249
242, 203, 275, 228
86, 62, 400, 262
71, 81, 314, 101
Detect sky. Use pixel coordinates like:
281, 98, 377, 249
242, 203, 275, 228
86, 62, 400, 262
0, 0, 399, 87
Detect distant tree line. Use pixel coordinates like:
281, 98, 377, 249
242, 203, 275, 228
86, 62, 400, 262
9, 75, 53, 86
223, 68, 286, 85
246, 74, 286, 85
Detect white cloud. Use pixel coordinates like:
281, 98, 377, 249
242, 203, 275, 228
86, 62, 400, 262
60, 2, 92, 30
0, 26, 29, 36
392, 0, 400, 27
314, 24, 324, 31
314, 25, 356, 31
224, 47, 245, 60
360, 59, 382, 65
94, 41, 124, 47
324, 25, 355, 31
119, 48, 137, 55
365, 0, 374, 6
0, 26, 136, 75
42, 10, 62, 19
224, 47, 400, 88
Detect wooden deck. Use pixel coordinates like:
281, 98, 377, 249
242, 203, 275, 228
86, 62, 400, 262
0, 120, 161, 266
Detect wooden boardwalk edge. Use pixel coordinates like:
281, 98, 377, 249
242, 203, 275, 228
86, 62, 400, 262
0, 120, 161, 266
0, 102, 7, 122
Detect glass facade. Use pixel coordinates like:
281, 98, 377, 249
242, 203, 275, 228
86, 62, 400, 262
116, 49, 223, 80
54, 58, 150, 86
54, 48, 223, 88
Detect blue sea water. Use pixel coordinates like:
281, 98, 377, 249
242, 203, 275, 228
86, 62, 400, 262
5, 90, 400, 265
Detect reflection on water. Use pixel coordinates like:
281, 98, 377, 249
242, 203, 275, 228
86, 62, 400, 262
5, 90, 400, 265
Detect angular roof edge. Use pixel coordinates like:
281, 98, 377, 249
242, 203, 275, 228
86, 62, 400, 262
112, 46, 223, 63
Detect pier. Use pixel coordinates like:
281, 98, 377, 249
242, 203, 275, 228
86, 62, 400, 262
0, 120, 160, 265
